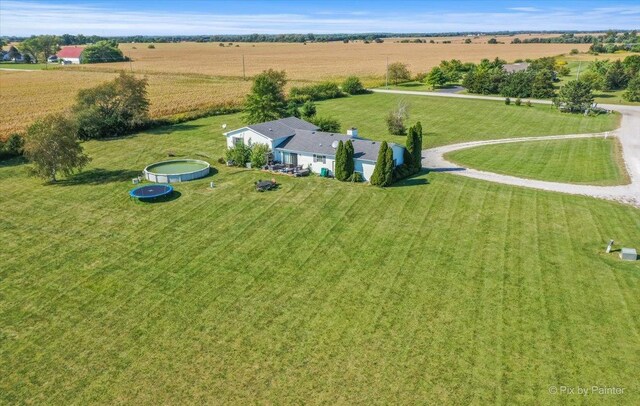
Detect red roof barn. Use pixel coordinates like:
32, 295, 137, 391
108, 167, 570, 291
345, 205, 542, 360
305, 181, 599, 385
57, 46, 84, 64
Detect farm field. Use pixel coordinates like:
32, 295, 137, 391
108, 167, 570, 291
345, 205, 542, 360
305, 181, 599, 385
315, 93, 619, 146
71, 40, 592, 81
1, 101, 639, 404
446, 137, 630, 186
0, 69, 253, 137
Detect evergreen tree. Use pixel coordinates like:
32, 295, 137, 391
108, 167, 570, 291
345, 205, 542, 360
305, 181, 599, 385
345, 140, 355, 178
405, 125, 416, 169
370, 141, 388, 186
384, 147, 394, 186
334, 140, 347, 181
412, 121, 423, 171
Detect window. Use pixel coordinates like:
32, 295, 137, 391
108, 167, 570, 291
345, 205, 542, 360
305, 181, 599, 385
233, 137, 243, 146
313, 154, 326, 164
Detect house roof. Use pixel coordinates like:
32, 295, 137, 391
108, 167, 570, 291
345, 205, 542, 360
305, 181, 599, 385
57, 46, 84, 59
503, 62, 529, 73
278, 129, 398, 162
247, 117, 319, 140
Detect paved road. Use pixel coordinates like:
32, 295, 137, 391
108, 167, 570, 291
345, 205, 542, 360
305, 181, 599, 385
371, 89, 640, 208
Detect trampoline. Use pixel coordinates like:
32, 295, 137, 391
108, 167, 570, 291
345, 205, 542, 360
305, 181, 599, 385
129, 184, 174, 201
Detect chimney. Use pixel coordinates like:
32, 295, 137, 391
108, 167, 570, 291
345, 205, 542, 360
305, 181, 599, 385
347, 127, 358, 138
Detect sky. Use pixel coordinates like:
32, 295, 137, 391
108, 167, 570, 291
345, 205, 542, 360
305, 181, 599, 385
1, 0, 639, 36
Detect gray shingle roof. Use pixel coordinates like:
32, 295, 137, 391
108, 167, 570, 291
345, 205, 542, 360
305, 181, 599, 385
503, 62, 530, 73
247, 117, 319, 140
277, 130, 392, 162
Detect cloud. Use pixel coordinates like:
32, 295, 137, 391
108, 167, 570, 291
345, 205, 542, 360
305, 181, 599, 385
508, 7, 541, 12
0, 1, 638, 36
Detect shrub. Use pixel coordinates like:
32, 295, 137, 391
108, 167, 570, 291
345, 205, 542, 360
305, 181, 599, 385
309, 116, 341, 132
225, 144, 251, 166
289, 82, 343, 102
347, 172, 363, 182
525, 100, 532, 107
556, 80, 594, 113
515, 98, 522, 106
0, 134, 24, 159
342, 76, 366, 94
250, 144, 271, 168
505, 97, 511, 105
570, 48, 579, 55
386, 112, 406, 135
300, 100, 317, 119
148, 44, 155, 49
623, 75, 640, 102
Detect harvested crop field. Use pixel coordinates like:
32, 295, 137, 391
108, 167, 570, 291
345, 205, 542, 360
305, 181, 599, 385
72, 41, 592, 81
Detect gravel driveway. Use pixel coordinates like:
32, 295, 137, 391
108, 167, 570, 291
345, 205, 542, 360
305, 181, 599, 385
372, 89, 640, 208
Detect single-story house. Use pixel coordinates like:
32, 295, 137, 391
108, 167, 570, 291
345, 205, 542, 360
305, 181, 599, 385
224, 117, 405, 181
56, 46, 84, 64
503, 62, 529, 73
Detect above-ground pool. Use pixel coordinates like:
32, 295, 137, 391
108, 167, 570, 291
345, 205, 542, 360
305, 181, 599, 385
144, 159, 210, 183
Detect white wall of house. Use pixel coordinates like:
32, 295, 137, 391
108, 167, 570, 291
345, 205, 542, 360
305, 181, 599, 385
61, 57, 80, 64
225, 128, 281, 150
280, 150, 336, 176
355, 160, 376, 181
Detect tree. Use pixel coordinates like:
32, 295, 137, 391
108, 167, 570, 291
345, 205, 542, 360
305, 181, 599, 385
342, 76, 366, 94
344, 140, 354, 178
74, 71, 149, 140
556, 80, 594, 113
386, 100, 410, 135
530, 69, 556, 98
334, 140, 348, 181
604, 60, 629, 91
23, 114, 90, 182
387, 62, 411, 85
411, 121, 423, 171
370, 141, 389, 186
384, 146, 394, 186
488, 38, 498, 44
243, 69, 287, 124
285, 100, 300, 118
309, 116, 341, 132
425, 66, 447, 88
623, 74, 640, 102
81, 40, 127, 63
623, 55, 640, 77
579, 70, 605, 91
300, 100, 316, 119
21, 35, 60, 64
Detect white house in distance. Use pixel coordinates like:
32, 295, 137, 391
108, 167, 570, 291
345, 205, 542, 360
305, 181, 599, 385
224, 117, 405, 181
56, 46, 84, 64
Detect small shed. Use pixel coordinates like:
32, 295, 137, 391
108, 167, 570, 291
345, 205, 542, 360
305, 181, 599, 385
620, 248, 637, 261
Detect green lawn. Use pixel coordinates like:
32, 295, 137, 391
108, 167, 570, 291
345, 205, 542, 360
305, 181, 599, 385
1, 96, 639, 404
446, 137, 630, 186
316, 93, 619, 147
0, 62, 53, 70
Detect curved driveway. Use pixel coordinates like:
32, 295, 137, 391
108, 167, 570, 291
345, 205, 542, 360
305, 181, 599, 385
373, 89, 640, 208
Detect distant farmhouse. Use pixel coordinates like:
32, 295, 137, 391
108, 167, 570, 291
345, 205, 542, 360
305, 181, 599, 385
503, 62, 530, 73
56, 46, 85, 64
225, 117, 406, 181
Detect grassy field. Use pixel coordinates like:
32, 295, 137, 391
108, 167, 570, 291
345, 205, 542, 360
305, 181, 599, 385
446, 137, 630, 185
0, 62, 51, 70
316, 93, 619, 146
1, 105, 639, 404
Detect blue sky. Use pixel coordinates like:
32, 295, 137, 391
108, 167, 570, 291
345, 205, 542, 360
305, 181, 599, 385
1, 0, 639, 36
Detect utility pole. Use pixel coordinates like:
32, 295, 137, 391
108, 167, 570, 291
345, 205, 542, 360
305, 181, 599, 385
385, 56, 389, 88
242, 54, 246, 80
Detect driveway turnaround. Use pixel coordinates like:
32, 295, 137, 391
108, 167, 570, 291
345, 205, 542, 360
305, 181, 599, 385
372, 89, 640, 208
